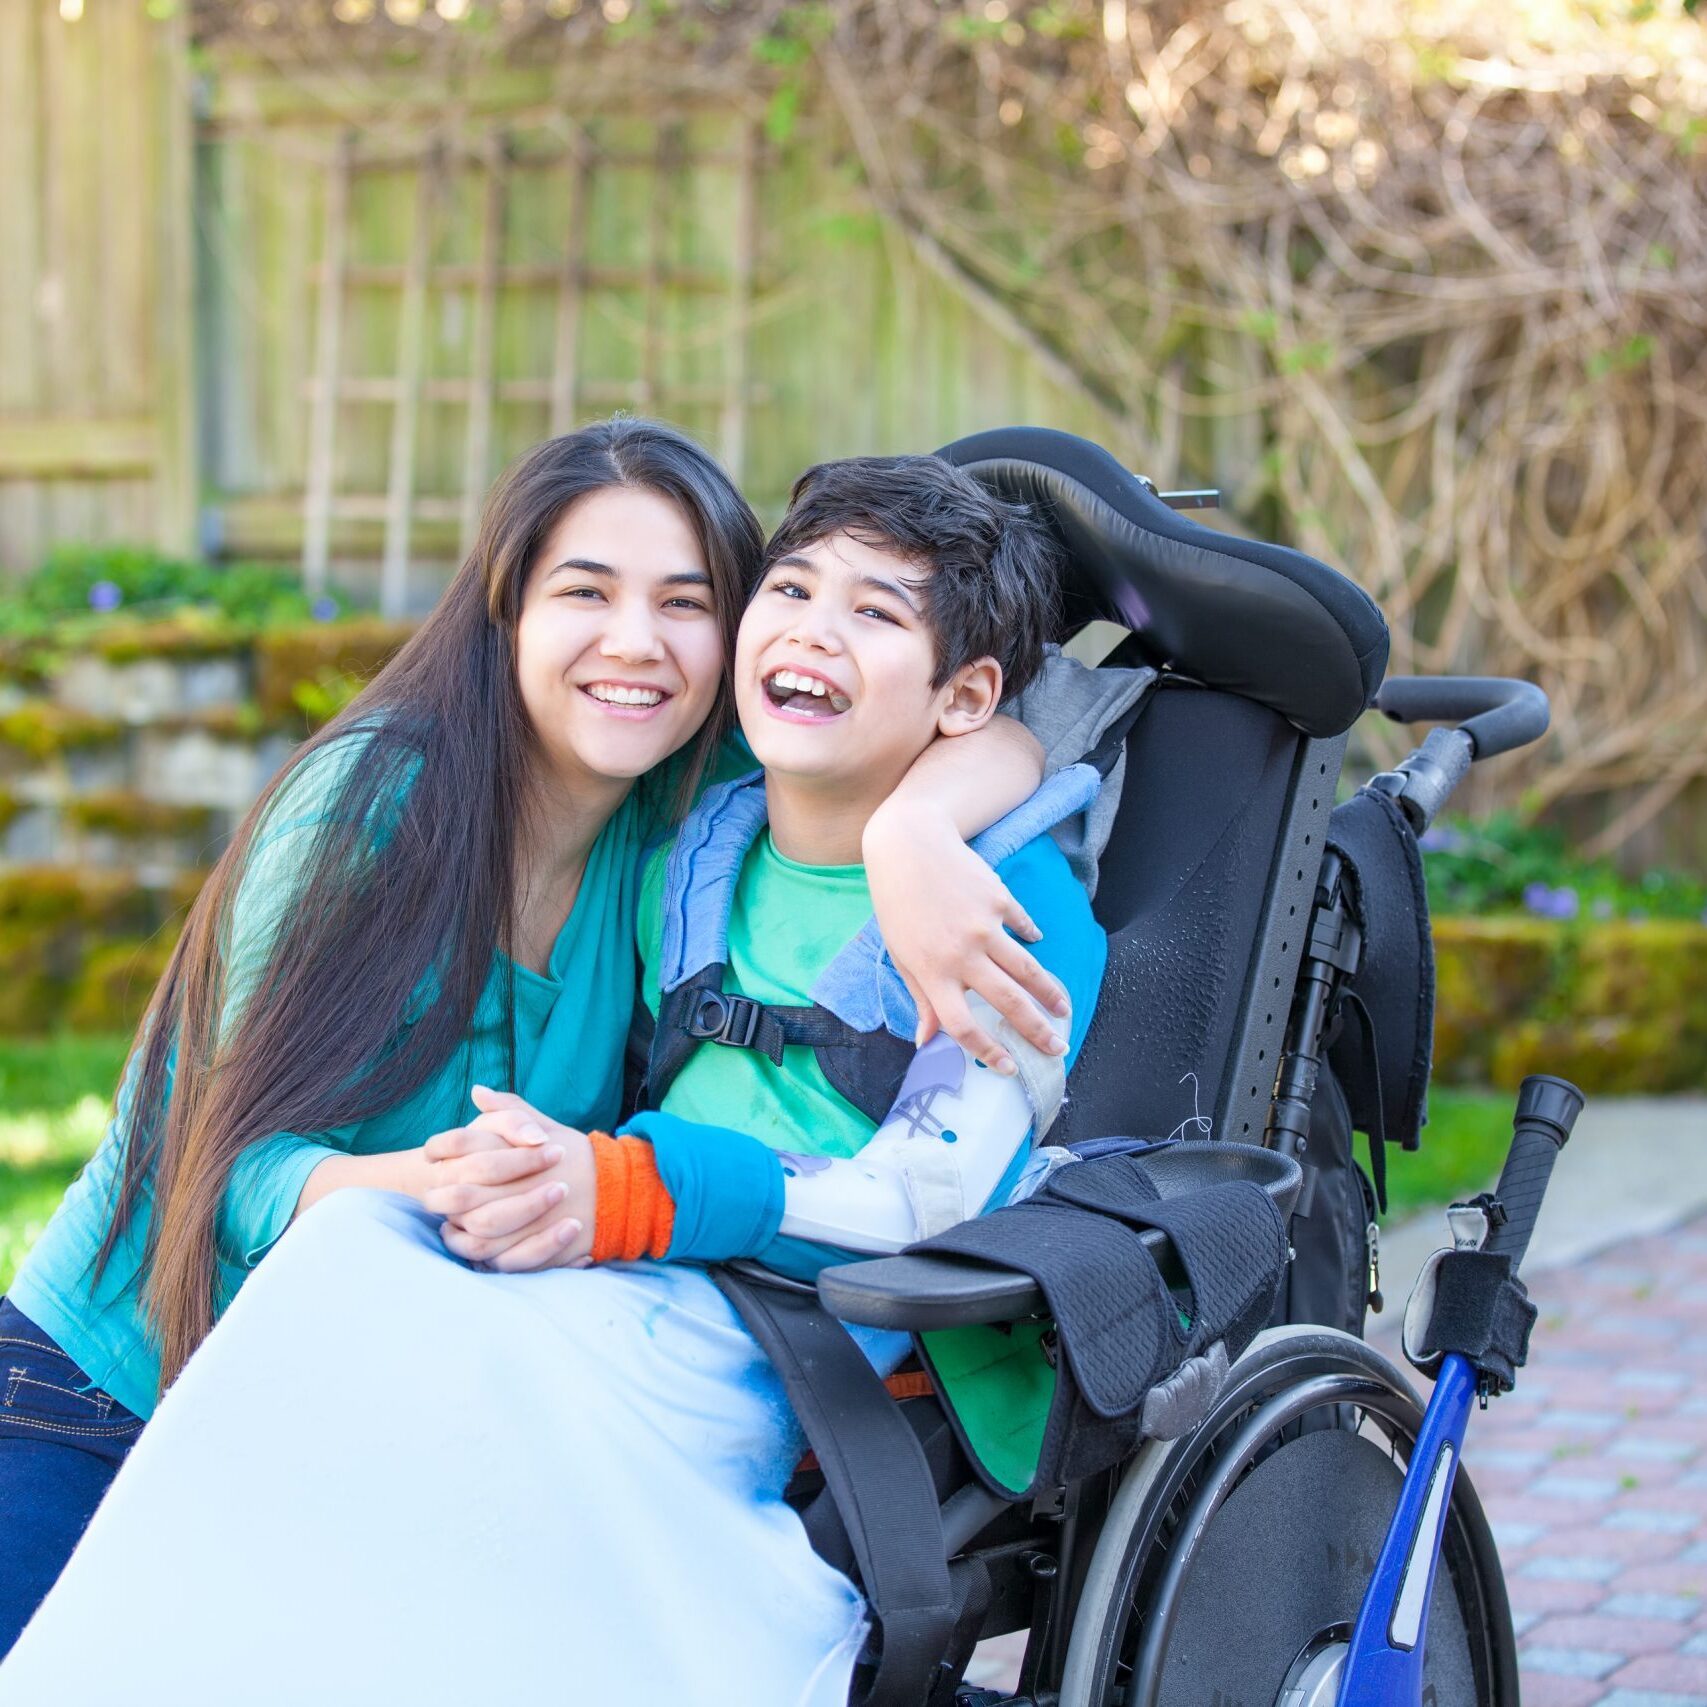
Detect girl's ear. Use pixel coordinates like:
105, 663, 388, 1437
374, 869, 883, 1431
936, 657, 1003, 738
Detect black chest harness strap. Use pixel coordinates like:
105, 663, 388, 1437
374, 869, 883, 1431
646, 963, 916, 1126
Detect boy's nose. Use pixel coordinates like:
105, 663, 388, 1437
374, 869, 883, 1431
786, 606, 843, 653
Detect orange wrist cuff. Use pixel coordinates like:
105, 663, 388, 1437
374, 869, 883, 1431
587, 1132, 676, 1265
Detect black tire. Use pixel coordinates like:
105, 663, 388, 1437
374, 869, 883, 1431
1057, 1326, 1517, 1707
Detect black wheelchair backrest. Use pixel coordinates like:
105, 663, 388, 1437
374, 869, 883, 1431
938, 425, 1388, 738
938, 426, 1388, 1147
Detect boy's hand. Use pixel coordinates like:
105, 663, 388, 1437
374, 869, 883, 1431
428, 1087, 596, 1270
864, 808, 1070, 1074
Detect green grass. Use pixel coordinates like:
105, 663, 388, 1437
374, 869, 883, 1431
0, 1035, 129, 1292
1384, 1089, 1514, 1219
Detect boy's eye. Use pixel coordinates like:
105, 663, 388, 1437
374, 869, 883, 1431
858, 605, 899, 625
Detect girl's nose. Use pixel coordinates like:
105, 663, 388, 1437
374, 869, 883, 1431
599, 600, 665, 662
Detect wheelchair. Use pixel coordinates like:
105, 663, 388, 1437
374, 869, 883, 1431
722, 427, 1577, 1707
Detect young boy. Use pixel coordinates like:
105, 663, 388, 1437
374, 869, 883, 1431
566, 453, 1108, 1277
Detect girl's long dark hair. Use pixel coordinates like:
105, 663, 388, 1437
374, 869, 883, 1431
98, 418, 762, 1392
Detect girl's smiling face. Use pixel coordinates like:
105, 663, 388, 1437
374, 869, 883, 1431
514, 485, 727, 792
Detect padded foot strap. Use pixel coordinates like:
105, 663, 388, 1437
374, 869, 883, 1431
913, 1156, 1287, 1420
713, 1272, 956, 1707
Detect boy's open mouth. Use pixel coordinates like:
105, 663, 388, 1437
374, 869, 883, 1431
762, 667, 852, 718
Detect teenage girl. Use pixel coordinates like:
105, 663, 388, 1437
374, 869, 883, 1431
0, 418, 1066, 1654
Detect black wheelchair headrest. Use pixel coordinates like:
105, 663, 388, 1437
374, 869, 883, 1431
937, 426, 1389, 738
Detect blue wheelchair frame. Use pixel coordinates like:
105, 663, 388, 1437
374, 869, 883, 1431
1335, 1073, 1581, 1707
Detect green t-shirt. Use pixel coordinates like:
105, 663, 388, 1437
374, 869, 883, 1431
637, 830, 876, 1162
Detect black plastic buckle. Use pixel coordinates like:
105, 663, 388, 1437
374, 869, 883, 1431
687, 989, 765, 1050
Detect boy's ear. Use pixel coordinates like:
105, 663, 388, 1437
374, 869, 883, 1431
936, 657, 1004, 737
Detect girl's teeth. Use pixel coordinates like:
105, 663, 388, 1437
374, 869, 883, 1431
591, 685, 661, 705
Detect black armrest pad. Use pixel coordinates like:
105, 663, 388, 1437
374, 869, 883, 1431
815, 1142, 1302, 1332
817, 1253, 1047, 1330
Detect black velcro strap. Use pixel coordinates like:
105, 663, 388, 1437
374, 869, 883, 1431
1082, 695, 1149, 780
914, 1196, 1181, 1418
713, 1273, 956, 1707
1416, 1250, 1537, 1394
1065, 1177, 1288, 1355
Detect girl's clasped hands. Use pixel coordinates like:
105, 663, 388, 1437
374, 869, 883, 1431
419, 1085, 597, 1272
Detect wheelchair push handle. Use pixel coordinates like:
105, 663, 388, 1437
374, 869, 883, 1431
1482, 1075, 1585, 1272
1368, 675, 1550, 834
1375, 674, 1551, 761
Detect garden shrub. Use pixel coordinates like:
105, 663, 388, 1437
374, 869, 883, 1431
0, 872, 183, 1035
1433, 916, 1707, 1094
254, 619, 415, 724
0, 868, 157, 935
62, 793, 212, 841
66, 935, 178, 1034
0, 704, 123, 765
91, 615, 250, 664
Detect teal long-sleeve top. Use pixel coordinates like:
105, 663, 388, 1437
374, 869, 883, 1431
10, 730, 654, 1419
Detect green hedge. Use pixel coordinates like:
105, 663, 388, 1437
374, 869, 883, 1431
0, 869, 195, 1037
1433, 916, 1707, 1092
0, 871, 1701, 1096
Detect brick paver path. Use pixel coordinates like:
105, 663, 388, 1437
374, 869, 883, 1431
1389, 1213, 1707, 1706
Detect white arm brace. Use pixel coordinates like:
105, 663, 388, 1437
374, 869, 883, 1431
774, 995, 1070, 1255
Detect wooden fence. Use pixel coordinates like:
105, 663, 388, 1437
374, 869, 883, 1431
0, 0, 195, 572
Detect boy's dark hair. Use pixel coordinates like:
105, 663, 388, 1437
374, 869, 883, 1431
761, 454, 1062, 699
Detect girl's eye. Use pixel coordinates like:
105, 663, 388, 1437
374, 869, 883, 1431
858, 606, 899, 625
772, 580, 807, 600
665, 596, 710, 613
557, 585, 603, 600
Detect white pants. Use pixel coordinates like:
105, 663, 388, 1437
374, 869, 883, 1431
2, 1190, 905, 1707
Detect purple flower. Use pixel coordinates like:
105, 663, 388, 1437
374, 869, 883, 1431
1420, 826, 1464, 853
311, 596, 340, 622
88, 580, 122, 612
1523, 883, 1579, 920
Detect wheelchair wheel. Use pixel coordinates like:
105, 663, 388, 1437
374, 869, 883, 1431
1057, 1326, 1517, 1707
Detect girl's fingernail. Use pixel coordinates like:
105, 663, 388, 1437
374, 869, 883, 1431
995, 1054, 1018, 1077
1048, 1035, 1068, 1054
547, 1183, 568, 1204
557, 1218, 582, 1243
542, 1144, 564, 1165
520, 1122, 547, 1144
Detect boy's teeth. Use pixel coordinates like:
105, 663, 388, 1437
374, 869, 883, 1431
771, 669, 837, 699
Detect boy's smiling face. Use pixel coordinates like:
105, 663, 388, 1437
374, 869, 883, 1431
735, 529, 1000, 801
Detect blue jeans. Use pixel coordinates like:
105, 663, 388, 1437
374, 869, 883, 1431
0, 1297, 143, 1657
